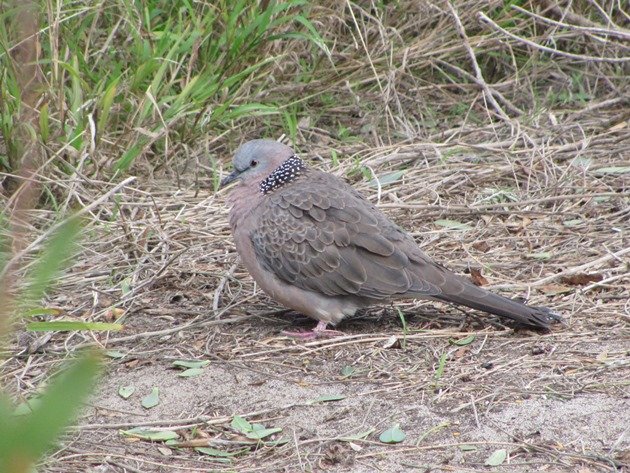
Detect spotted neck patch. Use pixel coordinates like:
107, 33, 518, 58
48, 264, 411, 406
259, 155, 306, 194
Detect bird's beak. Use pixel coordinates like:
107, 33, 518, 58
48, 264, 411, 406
220, 169, 241, 188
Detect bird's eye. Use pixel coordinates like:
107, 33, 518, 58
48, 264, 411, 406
251, 160, 258, 167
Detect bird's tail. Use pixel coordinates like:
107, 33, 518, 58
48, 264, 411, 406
434, 284, 563, 330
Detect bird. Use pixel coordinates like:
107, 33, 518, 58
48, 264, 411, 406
221, 139, 562, 338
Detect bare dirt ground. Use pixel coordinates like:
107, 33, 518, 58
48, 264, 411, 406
5, 106, 629, 471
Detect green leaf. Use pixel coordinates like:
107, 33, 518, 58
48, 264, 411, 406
341, 366, 356, 377
245, 427, 282, 440
0, 351, 101, 472
105, 350, 126, 359
340, 428, 375, 441
459, 444, 478, 452
27, 321, 123, 332
141, 387, 160, 409
21, 307, 62, 317
434, 219, 472, 231
231, 415, 252, 433
172, 360, 210, 369
449, 335, 475, 346
592, 166, 630, 175
194, 447, 240, 457
563, 219, 582, 227
485, 448, 507, 466
118, 386, 135, 399
21, 217, 81, 309
434, 353, 447, 381
121, 428, 178, 441
368, 170, 405, 187
308, 394, 346, 404
98, 77, 120, 136
263, 437, 289, 447
379, 425, 406, 444
115, 143, 144, 172
39, 102, 49, 142
178, 368, 204, 378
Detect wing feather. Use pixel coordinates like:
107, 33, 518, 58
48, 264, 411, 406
251, 171, 441, 300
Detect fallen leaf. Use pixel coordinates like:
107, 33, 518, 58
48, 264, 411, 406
178, 368, 205, 378
118, 385, 135, 399
368, 170, 405, 187
340, 429, 375, 442
470, 268, 488, 286
141, 387, 160, 409
592, 166, 630, 175
172, 360, 210, 369
560, 273, 603, 286
472, 241, 490, 252
382, 335, 401, 349
379, 425, 406, 444
121, 428, 178, 441
341, 366, 356, 377
105, 350, 126, 359
485, 448, 507, 466
434, 219, 472, 231
231, 415, 252, 433
449, 335, 475, 346
348, 442, 362, 451
245, 427, 282, 440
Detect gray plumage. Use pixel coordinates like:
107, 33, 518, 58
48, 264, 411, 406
222, 139, 561, 334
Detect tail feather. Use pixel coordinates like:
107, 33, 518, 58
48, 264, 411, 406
434, 285, 563, 329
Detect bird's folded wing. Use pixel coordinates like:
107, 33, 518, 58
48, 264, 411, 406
250, 173, 442, 299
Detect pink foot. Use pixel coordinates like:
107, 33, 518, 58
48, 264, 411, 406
282, 321, 344, 339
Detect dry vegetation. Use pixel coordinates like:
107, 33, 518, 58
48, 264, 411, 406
1, 0, 629, 472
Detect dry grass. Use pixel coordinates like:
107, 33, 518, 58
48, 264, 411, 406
1, 0, 629, 471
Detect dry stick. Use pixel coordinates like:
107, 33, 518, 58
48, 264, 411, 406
447, 3, 512, 122
77, 402, 304, 430
492, 247, 630, 290
582, 272, 630, 293
478, 12, 630, 63
70, 314, 252, 350
433, 58, 523, 116
345, 0, 383, 95
511, 5, 630, 41
379, 191, 623, 211
569, 97, 630, 119
213, 263, 237, 313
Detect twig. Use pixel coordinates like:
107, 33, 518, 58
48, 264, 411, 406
512, 5, 630, 41
447, 3, 512, 122
478, 12, 630, 63
493, 247, 630, 290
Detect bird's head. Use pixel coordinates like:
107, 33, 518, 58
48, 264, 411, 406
220, 139, 301, 192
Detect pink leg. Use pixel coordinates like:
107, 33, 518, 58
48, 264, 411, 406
282, 320, 344, 339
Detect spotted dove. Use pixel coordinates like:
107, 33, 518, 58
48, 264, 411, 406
221, 139, 561, 337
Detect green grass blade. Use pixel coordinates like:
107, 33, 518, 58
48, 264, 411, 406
0, 351, 101, 473
26, 321, 123, 332
21, 217, 81, 310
